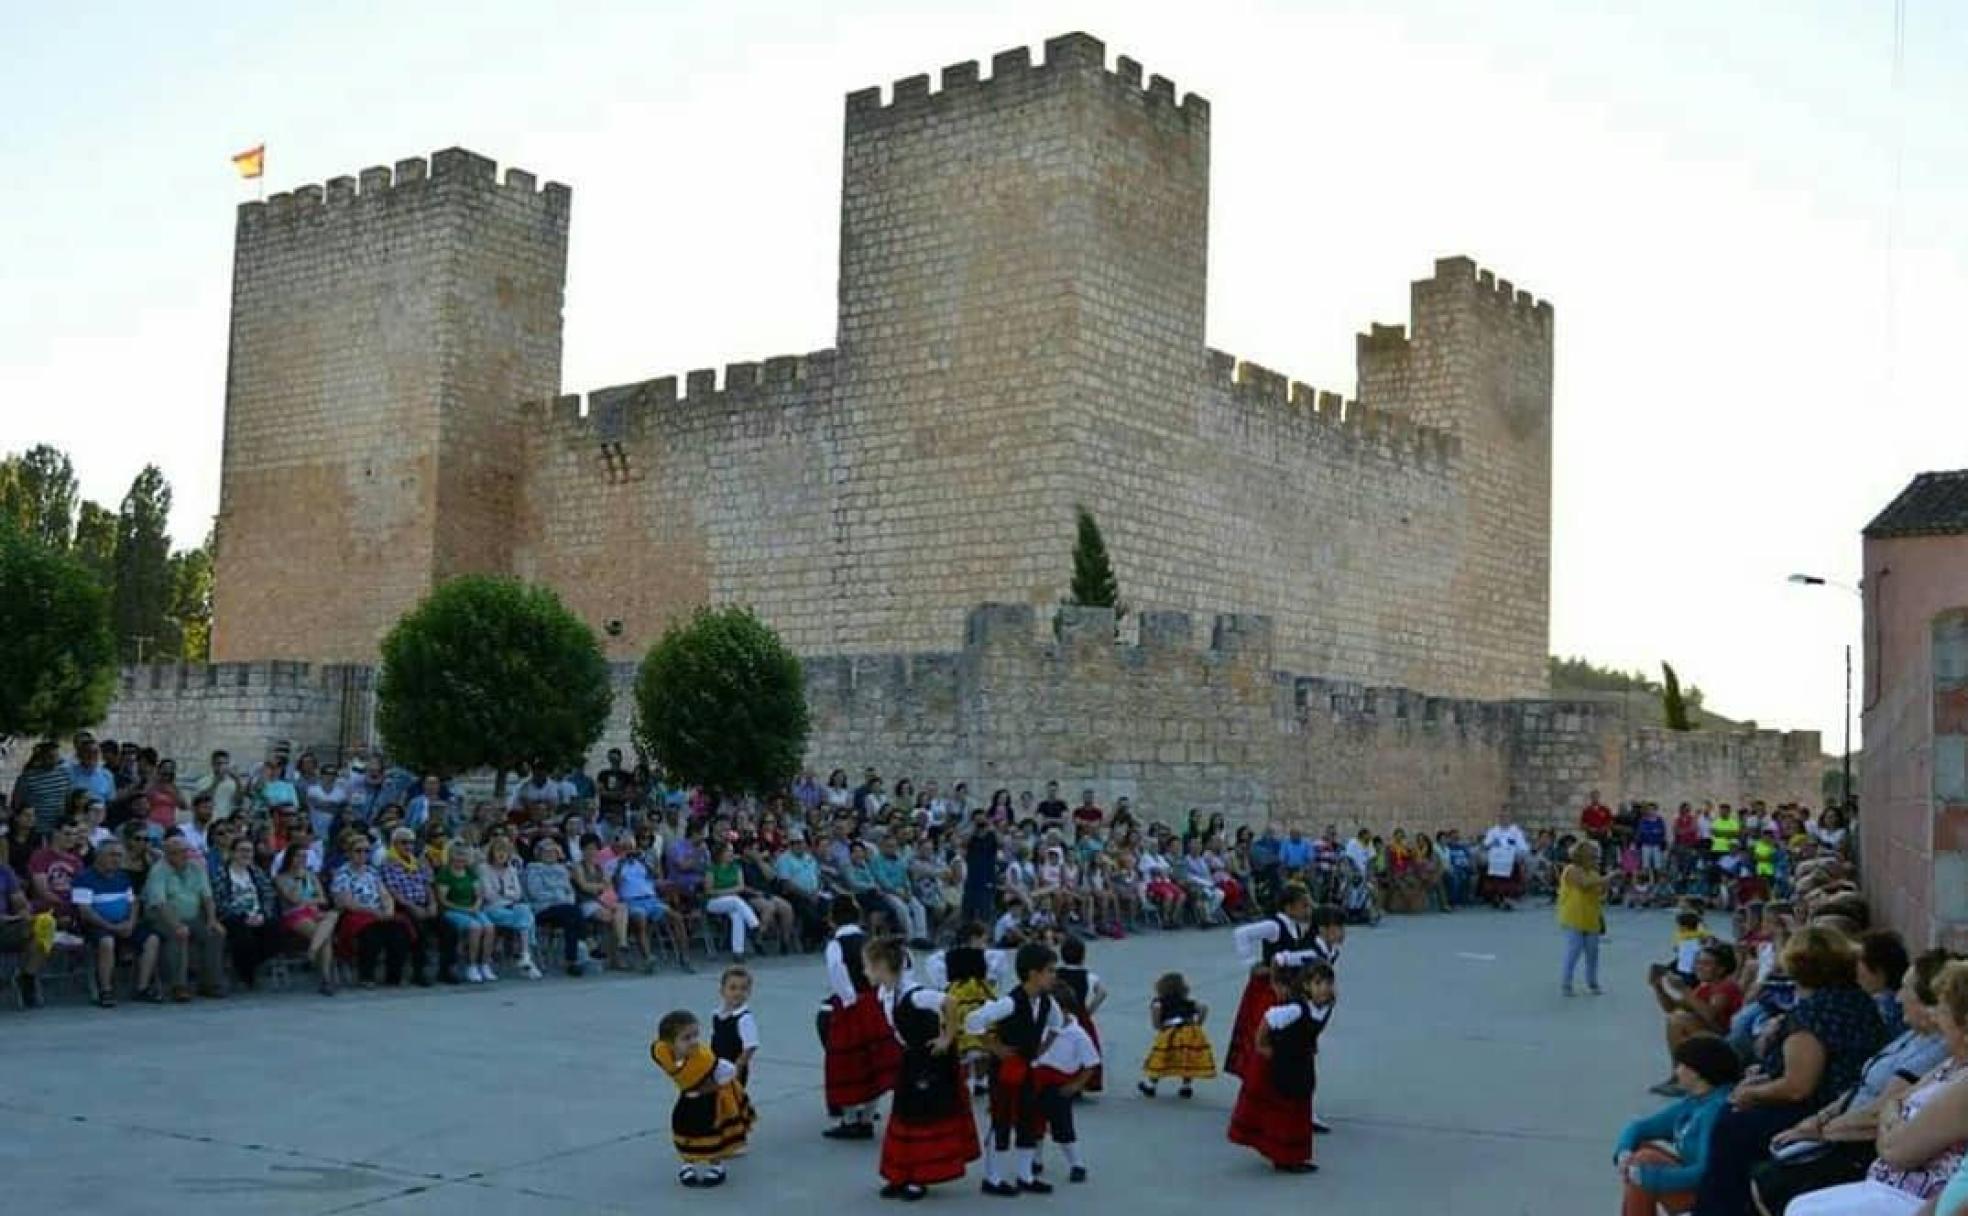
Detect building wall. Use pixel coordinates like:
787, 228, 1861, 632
73, 604, 1818, 838
1861, 533, 1968, 946
212, 150, 569, 663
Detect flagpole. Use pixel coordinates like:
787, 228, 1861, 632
258, 143, 266, 202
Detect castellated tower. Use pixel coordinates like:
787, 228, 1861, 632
211, 150, 569, 662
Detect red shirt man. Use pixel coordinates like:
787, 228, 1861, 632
1072, 790, 1104, 830
1580, 790, 1613, 840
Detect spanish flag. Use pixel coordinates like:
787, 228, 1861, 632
231, 144, 265, 180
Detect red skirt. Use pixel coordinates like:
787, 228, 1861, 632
881, 1055, 980, 1187
1227, 1066, 1312, 1168
824, 992, 902, 1112
1224, 972, 1272, 1078
1479, 862, 1524, 901
987, 1057, 1050, 1139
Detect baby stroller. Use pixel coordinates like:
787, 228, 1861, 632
1336, 858, 1381, 926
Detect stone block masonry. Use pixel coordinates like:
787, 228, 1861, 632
73, 604, 1820, 837
214, 32, 1553, 706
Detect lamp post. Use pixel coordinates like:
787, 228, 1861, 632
1787, 573, 1857, 812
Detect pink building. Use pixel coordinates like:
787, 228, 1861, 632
1861, 470, 1968, 948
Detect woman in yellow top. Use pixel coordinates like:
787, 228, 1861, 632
1558, 840, 1609, 997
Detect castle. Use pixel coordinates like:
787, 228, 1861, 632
211, 31, 1549, 704
152, 31, 1819, 827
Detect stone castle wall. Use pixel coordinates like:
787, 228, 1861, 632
214, 33, 1553, 707
69, 604, 1821, 836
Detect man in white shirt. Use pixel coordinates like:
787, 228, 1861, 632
192, 751, 241, 821
508, 762, 566, 817
1480, 811, 1530, 911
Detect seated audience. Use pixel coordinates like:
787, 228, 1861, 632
1615, 1033, 1745, 1216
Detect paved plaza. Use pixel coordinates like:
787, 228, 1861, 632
4, 905, 1692, 1214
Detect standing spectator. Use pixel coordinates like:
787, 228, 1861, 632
0, 857, 52, 1007
12, 741, 72, 833
381, 827, 443, 985
192, 750, 241, 821
340, 757, 380, 822
63, 732, 117, 808
72, 840, 158, 1006
1036, 781, 1069, 826
561, 759, 596, 809
214, 835, 282, 989
274, 847, 339, 995
1637, 803, 1669, 877
1480, 810, 1529, 911
507, 761, 566, 819
597, 749, 636, 827
255, 759, 301, 821
304, 760, 349, 839
961, 812, 1001, 925
1072, 789, 1104, 833
330, 842, 411, 987
142, 759, 189, 829
143, 835, 226, 1000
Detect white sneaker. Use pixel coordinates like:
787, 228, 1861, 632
465, 965, 484, 984
520, 958, 543, 980
481, 964, 499, 982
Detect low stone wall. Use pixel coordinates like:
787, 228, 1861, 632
45, 604, 1821, 836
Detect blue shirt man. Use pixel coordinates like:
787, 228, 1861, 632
1278, 831, 1314, 872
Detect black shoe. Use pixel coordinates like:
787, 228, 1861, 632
1311, 1116, 1332, 1135
17, 974, 42, 1009
1137, 1081, 1156, 1098
1032, 1162, 1043, 1176
881, 1183, 906, 1199
1178, 1085, 1194, 1099
1019, 1179, 1054, 1195
1273, 1162, 1318, 1174
824, 1122, 875, 1140
981, 1181, 1020, 1198
900, 1184, 927, 1201
699, 1167, 726, 1188
566, 964, 584, 978
1069, 1166, 1087, 1184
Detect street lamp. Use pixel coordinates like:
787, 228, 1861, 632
1787, 572, 1858, 813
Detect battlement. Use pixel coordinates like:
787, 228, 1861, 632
844, 31, 1208, 132
532, 349, 836, 439
1416, 254, 1554, 334
237, 147, 570, 234
1204, 347, 1459, 468
117, 660, 375, 694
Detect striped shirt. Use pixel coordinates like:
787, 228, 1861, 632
15, 765, 73, 832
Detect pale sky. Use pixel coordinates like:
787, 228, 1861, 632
4, 1, 1964, 749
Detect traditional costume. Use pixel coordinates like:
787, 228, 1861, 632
1225, 913, 1314, 1078
965, 986, 1067, 1193
1142, 994, 1218, 1083
711, 1003, 759, 1086
821, 925, 902, 1131
879, 984, 981, 1193
1226, 998, 1331, 1172
1033, 1016, 1100, 1180
652, 1037, 754, 1186
1479, 823, 1528, 905
928, 944, 1006, 1059
1054, 963, 1105, 1093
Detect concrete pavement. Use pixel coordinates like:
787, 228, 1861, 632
2, 903, 1692, 1214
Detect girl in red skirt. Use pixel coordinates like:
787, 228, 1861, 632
1225, 884, 1314, 1078
820, 895, 901, 1139
1227, 963, 1334, 1175
864, 935, 980, 1200
1054, 935, 1108, 1094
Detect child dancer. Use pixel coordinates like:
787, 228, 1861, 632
864, 935, 981, 1200
653, 1009, 755, 1188
1304, 905, 1346, 1133
965, 941, 1066, 1196
710, 966, 759, 1086
1053, 935, 1108, 1094
1226, 883, 1315, 1078
1139, 971, 1216, 1098
928, 921, 1010, 1096
1226, 963, 1334, 1175
1033, 984, 1101, 1183
821, 894, 901, 1140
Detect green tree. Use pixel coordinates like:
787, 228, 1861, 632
111, 465, 173, 660
0, 444, 80, 551
633, 606, 809, 797
71, 500, 116, 588
1066, 505, 1121, 612
1661, 662, 1695, 732
377, 576, 610, 792
0, 530, 118, 740
164, 532, 214, 661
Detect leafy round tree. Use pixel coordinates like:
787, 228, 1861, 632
0, 528, 117, 740
633, 606, 809, 797
377, 576, 610, 790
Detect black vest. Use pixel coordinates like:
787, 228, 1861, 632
836, 929, 872, 993
1269, 1001, 1322, 1099
999, 988, 1055, 1060
1056, 965, 1090, 1007
944, 946, 988, 983
710, 1010, 746, 1064
1260, 915, 1302, 966
1158, 994, 1197, 1025
892, 987, 940, 1050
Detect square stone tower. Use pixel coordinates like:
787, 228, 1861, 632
211, 150, 569, 662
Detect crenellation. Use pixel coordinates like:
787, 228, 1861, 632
846, 33, 1206, 132
723, 361, 760, 394
941, 61, 979, 90
236, 148, 565, 242
324, 176, 356, 206
358, 166, 391, 194
1147, 74, 1176, 104
1115, 55, 1143, 87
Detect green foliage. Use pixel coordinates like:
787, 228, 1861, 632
1548, 654, 1704, 709
0, 445, 79, 551
165, 533, 214, 661
111, 465, 173, 660
71, 501, 116, 586
377, 577, 610, 782
633, 606, 809, 797
1067, 505, 1121, 613
0, 530, 118, 739
1661, 662, 1695, 732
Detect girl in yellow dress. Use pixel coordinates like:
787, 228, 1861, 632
653, 1009, 755, 1188
1139, 971, 1217, 1099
